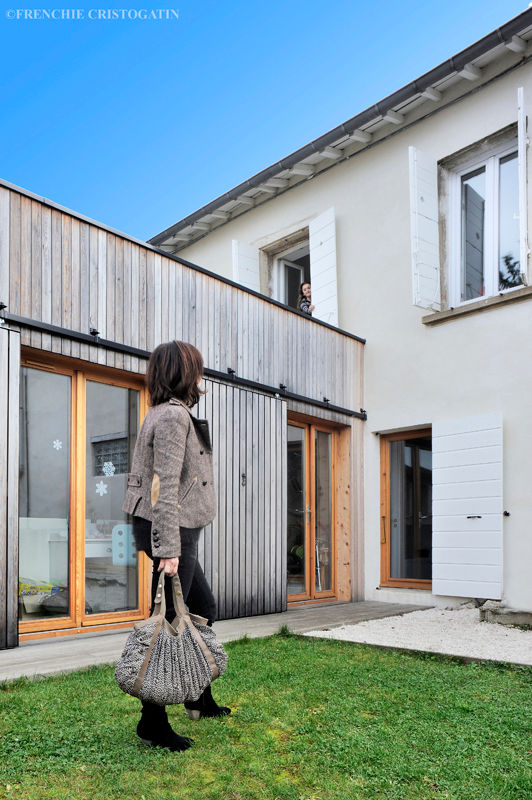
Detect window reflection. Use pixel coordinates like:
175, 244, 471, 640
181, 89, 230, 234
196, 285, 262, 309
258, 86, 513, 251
389, 437, 432, 581
315, 430, 332, 593
85, 381, 139, 614
19, 368, 71, 619
287, 425, 306, 595
499, 152, 522, 290
461, 167, 486, 301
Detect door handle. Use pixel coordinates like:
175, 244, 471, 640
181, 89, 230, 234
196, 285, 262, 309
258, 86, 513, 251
306, 505, 312, 524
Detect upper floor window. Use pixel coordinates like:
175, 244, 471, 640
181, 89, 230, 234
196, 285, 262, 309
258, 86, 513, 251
410, 87, 528, 315
275, 242, 311, 309
449, 142, 522, 306
231, 206, 338, 326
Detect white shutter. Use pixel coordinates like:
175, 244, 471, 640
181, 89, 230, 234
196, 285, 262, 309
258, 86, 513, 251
432, 412, 503, 599
518, 86, 529, 284
231, 240, 260, 292
309, 207, 338, 326
409, 146, 441, 310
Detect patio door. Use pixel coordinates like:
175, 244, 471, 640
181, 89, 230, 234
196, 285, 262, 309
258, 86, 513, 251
380, 429, 432, 589
18, 355, 149, 637
287, 419, 337, 602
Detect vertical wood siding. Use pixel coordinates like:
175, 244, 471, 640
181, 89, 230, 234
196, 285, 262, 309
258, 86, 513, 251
196, 380, 287, 619
0, 185, 361, 637
0, 326, 21, 649
1, 187, 363, 413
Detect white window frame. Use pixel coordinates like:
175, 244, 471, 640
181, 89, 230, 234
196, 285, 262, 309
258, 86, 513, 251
449, 138, 521, 307
273, 241, 310, 305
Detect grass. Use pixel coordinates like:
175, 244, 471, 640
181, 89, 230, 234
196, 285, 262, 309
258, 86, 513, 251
1, 631, 531, 800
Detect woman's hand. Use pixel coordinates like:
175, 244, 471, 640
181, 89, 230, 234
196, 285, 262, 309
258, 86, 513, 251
310, 304, 315, 312
158, 557, 180, 577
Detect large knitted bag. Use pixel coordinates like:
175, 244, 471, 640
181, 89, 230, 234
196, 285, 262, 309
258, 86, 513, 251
115, 570, 228, 706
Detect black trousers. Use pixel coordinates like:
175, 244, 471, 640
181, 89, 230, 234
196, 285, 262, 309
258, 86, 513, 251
133, 516, 217, 626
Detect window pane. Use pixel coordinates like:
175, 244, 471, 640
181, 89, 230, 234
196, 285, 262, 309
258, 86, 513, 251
461, 167, 486, 301
19, 368, 71, 620
389, 437, 432, 580
285, 264, 302, 309
499, 152, 522, 290
314, 430, 332, 592
287, 425, 306, 594
85, 381, 139, 614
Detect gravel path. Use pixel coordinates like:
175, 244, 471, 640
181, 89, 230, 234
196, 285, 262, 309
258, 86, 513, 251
303, 607, 532, 666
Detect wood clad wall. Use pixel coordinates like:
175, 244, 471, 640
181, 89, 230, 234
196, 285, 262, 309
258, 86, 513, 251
0, 326, 20, 649
0, 185, 363, 413
196, 379, 287, 619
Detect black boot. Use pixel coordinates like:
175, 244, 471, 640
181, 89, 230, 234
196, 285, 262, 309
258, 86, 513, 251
137, 701, 194, 751
184, 684, 231, 720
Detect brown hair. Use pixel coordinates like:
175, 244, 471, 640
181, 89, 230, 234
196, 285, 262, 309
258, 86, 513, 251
297, 282, 311, 310
146, 340, 206, 407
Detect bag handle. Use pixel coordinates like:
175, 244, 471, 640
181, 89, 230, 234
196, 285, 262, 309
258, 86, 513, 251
152, 568, 191, 622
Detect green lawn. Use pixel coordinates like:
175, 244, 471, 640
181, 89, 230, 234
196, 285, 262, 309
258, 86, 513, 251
1, 630, 531, 800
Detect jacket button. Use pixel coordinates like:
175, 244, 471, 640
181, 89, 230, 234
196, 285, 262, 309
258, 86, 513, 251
152, 528, 158, 535
153, 543, 160, 548
202, 481, 207, 486
200, 450, 204, 455
153, 533, 159, 540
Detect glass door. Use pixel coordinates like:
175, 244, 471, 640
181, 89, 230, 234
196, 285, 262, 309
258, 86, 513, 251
18, 356, 147, 636
380, 430, 432, 589
19, 366, 73, 626
287, 424, 308, 595
83, 380, 140, 620
314, 429, 333, 594
287, 419, 336, 602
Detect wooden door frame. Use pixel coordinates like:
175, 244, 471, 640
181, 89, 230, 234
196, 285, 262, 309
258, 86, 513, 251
379, 428, 432, 590
18, 348, 150, 639
287, 413, 339, 604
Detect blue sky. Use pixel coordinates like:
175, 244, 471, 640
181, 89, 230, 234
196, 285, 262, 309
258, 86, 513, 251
0, 0, 527, 241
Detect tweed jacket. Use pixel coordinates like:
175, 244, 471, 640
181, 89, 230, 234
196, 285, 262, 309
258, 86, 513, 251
121, 397, 216, 558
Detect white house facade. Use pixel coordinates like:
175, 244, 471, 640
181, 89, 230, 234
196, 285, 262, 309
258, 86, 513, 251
150, 9, 532, 613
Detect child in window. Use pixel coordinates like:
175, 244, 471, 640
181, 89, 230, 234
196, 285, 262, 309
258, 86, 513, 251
298, 282, 315, 316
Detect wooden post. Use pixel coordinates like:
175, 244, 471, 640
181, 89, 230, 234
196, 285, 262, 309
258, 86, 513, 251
0, 325, 20, 649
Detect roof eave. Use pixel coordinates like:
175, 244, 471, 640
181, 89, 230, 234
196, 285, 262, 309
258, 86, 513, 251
148, 8, 532, 247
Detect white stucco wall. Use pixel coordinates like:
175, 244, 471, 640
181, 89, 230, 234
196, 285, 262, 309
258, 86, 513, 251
178, 62, 532, 612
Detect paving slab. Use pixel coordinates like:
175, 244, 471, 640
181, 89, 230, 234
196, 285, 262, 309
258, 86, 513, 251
0, 601, 430, 682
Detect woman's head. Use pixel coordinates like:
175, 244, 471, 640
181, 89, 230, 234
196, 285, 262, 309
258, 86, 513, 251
298, 282, 311, 301
146, 340, 205, 407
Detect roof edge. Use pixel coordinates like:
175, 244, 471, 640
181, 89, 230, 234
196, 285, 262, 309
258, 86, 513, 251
148, 7, 532, 245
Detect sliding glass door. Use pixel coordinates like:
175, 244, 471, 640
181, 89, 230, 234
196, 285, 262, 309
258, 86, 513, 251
18, 356, 147, 635
287, 419, 337, 602
19, 368, 72, 622
84, 380, 140, 618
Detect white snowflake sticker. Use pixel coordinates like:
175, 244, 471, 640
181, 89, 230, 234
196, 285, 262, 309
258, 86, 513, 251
102, 461, 116, 477
95, 481, 108, 497
53, 440, 63, 450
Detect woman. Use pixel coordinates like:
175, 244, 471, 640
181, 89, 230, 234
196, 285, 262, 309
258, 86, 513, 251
122, 340, 230, 753
297, 282, 315, 316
